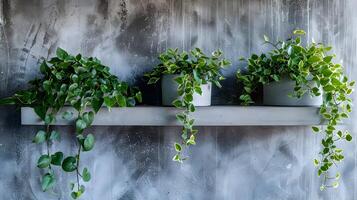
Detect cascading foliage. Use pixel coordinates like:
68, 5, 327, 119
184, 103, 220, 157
237, 30, 354, 189
0, 48, 142, 199
145, 48, 230, 162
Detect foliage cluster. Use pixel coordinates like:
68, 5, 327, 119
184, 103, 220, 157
145, 48, 230, 162
237, 30, 354, 189
0, 48, 142, 198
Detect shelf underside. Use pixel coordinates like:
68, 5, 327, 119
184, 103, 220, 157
21, 106, 322, 126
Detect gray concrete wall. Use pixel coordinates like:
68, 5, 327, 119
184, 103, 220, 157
0, 0, 357, 199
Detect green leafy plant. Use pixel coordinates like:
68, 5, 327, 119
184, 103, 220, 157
0, 48, 142, 198
145, 48, 230, 162
237, 30, 354, 189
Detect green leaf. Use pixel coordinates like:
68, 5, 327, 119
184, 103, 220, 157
147, 77, 160, 84
314, 159, 319, 167
41, 173, 56, 191
293, 29, 306, 35
76, 119, 87, 133
194, 86, 203, 95
349, 81, 355, 87
323, 56, 333, 63
51, 152, 64, 166
263, 35, 269, 42
189, 104, 195, 112
320, 185, 325, 191
186, 134, 196, 145
75, 54, 82, 61
323, 85, 335, 92
40, 61, 48, 74
83, 112, 95, 126
33, 130, 46, 144
184, 94, 193, 102
62, 111, 73, 120
323, 113, 331, 119
346, 134, 352, 141
337, 131, 343, 138
308, 55, 321, 64
34, 106, 46, 121
126, 97, 136, 107
172, 99, 183, 108
76, 134, 85, 146
176, 113, 185, 122
62, 156, 77, 172
312, 126, 320, 133
271, 74, 280, 82
92, 98, 103, 113
83, 134, 95, 151
104, 96, 115, 108
174, 143, 182, 152
213, 80, 222, 88
192, 69, 202, 83
37, 155, 51, 168
0, 97, 16, 105
172, 154, 182, 163
43, 80, 52, 92
332, 181, 339, 188
115, 94, 127, 107
44, 114, 54, 125
49, 130, 61, 141
69, 83, 78, 91
135, 91, 142, 103
82, 168, 91, 182
71, 191, 83, 199
56, 48, 69, 60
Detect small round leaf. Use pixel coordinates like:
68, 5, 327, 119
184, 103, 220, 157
33, 130, 46, 144
41, 173, 56, 191
37, 155, 51, 168
51, 152, 64, 166
174, 143, 182, 152
82, 168, 91, 182
83, 134, 95, 151
346, 134, 352, 141
76, 119, 87, 133
62, 156, 77, 172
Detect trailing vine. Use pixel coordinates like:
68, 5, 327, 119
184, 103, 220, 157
0, 48, 142, 198
237, 30, 354, 189
145, 48, 230, 162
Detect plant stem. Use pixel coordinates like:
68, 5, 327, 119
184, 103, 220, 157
46, 124, 52, 170
76, 143, 82, 191
76, 108, 83, 191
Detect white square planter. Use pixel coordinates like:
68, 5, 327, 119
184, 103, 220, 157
263, 78, 322, 106
161, 74, 212, 106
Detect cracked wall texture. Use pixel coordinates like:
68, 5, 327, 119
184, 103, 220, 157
0, 0, 357, 199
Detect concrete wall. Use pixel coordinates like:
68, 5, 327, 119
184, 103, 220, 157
0, 0, 357, 199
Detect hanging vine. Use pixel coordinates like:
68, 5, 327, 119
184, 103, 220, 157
0, 48, 142, 198
145, 48, 230, 162
237, 30, 354, 189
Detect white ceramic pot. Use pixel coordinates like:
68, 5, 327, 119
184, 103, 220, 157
263, 77, 322, 106
161, 74, 212, 106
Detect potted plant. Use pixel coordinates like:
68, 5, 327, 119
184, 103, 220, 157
145, 48, 231, 162
0, 48, 142, 199
237, 30, 354, 189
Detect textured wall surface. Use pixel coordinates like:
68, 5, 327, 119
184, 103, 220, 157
0, 0, 357, 199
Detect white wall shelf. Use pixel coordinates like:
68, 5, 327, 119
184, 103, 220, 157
21, 106, 323, 126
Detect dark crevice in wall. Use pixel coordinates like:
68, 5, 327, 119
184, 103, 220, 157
97, 0, 109, 20
119, 0, 128, 31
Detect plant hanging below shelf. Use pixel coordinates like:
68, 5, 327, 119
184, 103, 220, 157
145, 48, 231, 162
237, 30, 354, 189
0, 48, 142, 199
